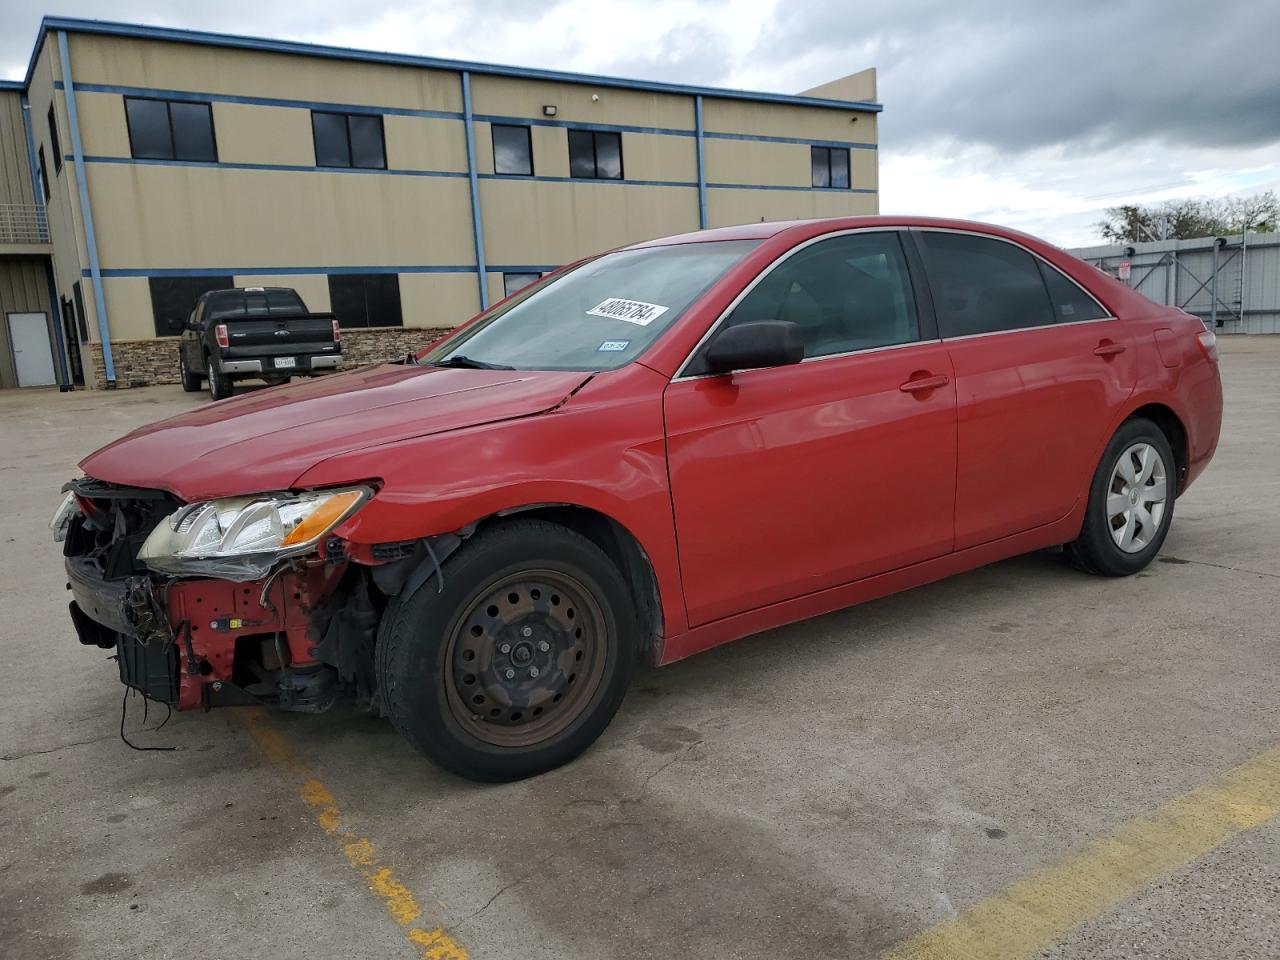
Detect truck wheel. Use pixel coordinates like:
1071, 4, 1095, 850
207, 359, 233, 401
377, 519, 637, 782
179, 355, 202, 392
1065, 417, 1175, 576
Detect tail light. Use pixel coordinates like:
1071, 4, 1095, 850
1196, 327, 1218, 362
332, 318, 341, 344
214, 323, 229, 349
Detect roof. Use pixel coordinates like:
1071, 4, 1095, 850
18, 16, 883, 114
634, 216, 1046, 248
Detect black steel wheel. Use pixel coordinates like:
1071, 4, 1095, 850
377, 519, 637, 782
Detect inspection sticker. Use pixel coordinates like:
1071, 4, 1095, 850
597, 339, 631, 352
586, 297, 669, 326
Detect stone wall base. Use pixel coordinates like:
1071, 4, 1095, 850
84, 326, 454, 389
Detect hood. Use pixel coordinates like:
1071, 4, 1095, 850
80, 364, 591, 501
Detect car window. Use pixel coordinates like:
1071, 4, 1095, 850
1038, 260, 1108, 323
423, 240, 760, 371
920, 231, 1056, 337
714, 231, 919, 362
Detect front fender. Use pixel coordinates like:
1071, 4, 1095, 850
296, 364, 690, 636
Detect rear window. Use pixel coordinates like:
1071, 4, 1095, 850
204, 289, 307, 321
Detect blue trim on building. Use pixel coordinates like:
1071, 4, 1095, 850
461, 71, 489, 311
707, 182, 878, 194
0, 80, 24, 91
58, 31, 114, 383
694, 95, 707, 230
70, 154, 868, 193
57, 81, 463, 121
81, 264, 564, 279
27, 17, 883, 114
704, 131, 876, 150
76, 154, 469, 179
84, 265, 477, 278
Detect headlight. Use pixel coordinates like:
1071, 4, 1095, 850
138, 487, 370, 580
50, 491, 78, 543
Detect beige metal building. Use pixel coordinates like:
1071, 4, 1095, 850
1, 16, 881, 390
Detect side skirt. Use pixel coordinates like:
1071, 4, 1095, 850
658, 503, 1085, 665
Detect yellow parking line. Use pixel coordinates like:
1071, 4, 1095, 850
886, 744, 1280, 960
238, 710, 467, 960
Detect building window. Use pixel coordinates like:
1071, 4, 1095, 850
47, 104, 62, 174
36, 145, 50, 202
328, 274, 402, 328
148, 275, 234, 337
492, 124, 533, 176
125, 97, 217, 162
568, 129, 622, 180
503, 272, 541, 298
810, 146, 850, 189
312, 112, 386, 169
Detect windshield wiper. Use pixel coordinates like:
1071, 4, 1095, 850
429, 355, 516, 370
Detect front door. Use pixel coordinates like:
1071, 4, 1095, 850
914, 229, 1137, 549
664, 231, 958, 627
8, 312, 56, 387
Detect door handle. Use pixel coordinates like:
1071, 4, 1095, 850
899, 373, 949, 393
1093, 341, 1126, 357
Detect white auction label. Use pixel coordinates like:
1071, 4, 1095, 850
585, 297, 670, 326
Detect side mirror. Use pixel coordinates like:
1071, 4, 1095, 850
702, 321, 804, 375
166, 317, 185, 332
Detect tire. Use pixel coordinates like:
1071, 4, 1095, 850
179, 354, 202, 392
207, 358, 233, 401
1065, 417, 1176, 576
264, 375, 293, 387
377, 519, 637, 782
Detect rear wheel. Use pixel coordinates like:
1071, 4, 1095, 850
179, 354, 201, 392
1066, 417, 1175, 576
377, 519, 636, 782
207, 358, 232, 401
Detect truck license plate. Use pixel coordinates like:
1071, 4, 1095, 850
275, 357, 296, 370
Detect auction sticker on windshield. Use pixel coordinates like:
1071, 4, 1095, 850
586, 298, 669, 326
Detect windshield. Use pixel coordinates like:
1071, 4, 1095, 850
422, 239, 760, 371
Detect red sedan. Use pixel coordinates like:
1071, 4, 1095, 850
54, 217, 1222, 781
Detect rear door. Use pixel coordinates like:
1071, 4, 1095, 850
913, 229, 1137, 550
664, 230, 957, 627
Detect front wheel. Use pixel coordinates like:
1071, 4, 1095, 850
376, 519, 637, 782
207, 359, 233, 401
1065, 417, 1175, 576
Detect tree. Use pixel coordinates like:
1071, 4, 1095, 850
1094, 190, 1277, 243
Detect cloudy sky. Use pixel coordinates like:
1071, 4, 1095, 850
4, 0, 1278, 246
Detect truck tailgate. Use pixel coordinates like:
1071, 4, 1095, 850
222, 315, 338, 358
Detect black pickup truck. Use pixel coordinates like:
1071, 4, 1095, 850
172, 287, 342, 400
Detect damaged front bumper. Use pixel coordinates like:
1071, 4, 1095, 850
67, 557, 350, 711
61, 478, 380, 713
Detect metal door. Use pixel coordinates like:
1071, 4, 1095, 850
7, 312, 56, 387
